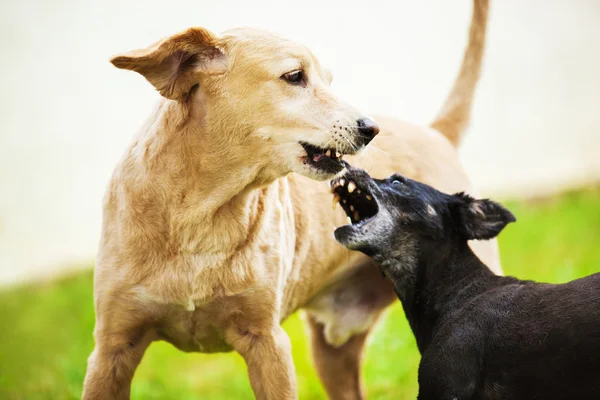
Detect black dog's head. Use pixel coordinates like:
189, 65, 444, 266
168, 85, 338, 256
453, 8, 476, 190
331, 165, 516, 262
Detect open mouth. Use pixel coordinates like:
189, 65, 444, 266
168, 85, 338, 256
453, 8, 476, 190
301, 142, 345, 174
331, 176, 379, 225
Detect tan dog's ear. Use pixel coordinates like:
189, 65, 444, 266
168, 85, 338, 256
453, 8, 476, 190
110, 28, 227, 100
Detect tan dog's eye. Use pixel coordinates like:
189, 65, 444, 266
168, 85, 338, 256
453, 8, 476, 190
281, 70, 305, 86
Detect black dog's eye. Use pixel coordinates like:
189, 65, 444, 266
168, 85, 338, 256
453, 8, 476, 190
391, 176, 406, 186
282, 70, 305, 85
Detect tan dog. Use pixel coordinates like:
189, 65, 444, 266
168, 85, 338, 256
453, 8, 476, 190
83, 1, 496, 399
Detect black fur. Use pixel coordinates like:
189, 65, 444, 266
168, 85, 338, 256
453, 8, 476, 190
332, 166, 600, 400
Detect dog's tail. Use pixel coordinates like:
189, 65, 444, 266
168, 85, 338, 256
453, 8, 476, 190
430, 0, 489, 147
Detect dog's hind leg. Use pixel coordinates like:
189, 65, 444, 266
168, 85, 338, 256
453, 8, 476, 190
305, 261, 397, 400
306, 315, 369, 400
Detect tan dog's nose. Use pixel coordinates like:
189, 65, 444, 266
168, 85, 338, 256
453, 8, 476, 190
357, 118, 380, 142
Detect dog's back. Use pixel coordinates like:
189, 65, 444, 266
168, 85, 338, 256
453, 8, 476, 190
431, 273, 600, 400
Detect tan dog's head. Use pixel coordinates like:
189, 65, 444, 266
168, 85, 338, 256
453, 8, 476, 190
111, 27, 378, 181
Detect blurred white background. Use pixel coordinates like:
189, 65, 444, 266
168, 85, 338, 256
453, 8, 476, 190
1, 0, 599, 284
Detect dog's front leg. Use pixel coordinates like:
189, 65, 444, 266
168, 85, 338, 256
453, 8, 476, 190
82, 325, 154, 400
417, 345, 479, 400
227, 324, 297, 400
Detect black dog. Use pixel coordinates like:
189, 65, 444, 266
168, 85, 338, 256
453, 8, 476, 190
331, 165, 600, 400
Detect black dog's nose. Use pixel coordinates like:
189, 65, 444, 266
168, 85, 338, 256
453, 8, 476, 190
357, 118, 380, 141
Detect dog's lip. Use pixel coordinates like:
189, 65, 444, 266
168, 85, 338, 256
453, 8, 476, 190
332, 215, 376, 248
300, 142, 346, 173
300, 142, 346, 160
337, 215, 376, 230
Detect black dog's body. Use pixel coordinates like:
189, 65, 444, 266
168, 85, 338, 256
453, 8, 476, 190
402, 239, 600, 400
331, 166, 600, 400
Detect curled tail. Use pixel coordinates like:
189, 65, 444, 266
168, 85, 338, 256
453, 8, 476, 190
430, 0, 489, 147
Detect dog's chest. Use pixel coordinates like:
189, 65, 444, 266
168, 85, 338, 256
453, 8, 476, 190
121, 182, 300, 352
135, 248, 269, 308
131, 256, 258, 352
131, 232, 296, 352
156, 301, 234, 353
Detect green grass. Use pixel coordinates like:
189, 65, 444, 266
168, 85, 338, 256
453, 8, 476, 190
1, 188, 599, 400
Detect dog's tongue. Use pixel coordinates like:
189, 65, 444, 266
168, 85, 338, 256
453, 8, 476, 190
313, 154, 326, 162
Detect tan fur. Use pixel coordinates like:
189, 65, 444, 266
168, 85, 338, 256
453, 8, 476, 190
83, 1, 495, 399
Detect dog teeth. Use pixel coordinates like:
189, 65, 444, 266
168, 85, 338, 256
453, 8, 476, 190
326, 149, 331, 157
342, 199, 347, 204
336, 151, 342, 158
366, 195, 372, 201
353, 211, 360, 221
356, 189, 361, 194
347, 216, 352, 224
347, 181, 356, 193
349, 205, 355, 212
332, 194, 339, 209
339, 179, 345, 187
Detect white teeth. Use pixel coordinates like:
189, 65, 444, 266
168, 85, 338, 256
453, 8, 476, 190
339, 179, 346, 187
342, 199, 347, 204
347, 181, 356, 193
356, 189, 361, 194
350, 205, 355, 211
336, 151, 342, 158
325, 150, 331, 157
366, 195, 373, 201
347, 216, 352, 224
332, 195, 339, 209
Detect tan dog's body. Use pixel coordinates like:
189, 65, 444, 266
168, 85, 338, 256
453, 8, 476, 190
84, 1, 495, 399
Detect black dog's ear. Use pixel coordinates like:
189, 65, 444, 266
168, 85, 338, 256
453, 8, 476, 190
451, 193, 516, 240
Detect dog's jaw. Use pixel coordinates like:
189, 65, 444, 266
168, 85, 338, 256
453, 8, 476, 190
288, 144, 348, 180
299, 142, 346, 176
253, 125, 363, 181
330, 171, 388, 250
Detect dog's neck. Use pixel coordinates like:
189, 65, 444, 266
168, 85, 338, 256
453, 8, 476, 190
382, 237, 497, 353
130, 99, 283, 254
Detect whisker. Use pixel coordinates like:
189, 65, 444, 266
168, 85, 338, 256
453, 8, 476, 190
366, 144, 394, 156
372, 133, 395, 139
339, 134, 360, 154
